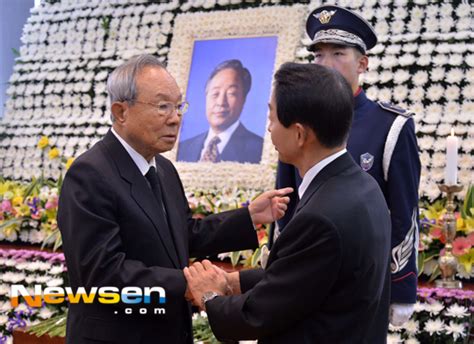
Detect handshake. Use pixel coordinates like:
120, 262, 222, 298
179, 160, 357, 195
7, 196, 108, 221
183, 187, 293, 310
184, 260, 239, 311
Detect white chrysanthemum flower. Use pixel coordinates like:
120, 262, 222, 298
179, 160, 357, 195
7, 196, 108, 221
378, 88, 392, 102
449, 54, 463, 66
424, 318, 445, 335
437, 123, 452, 137
419, 152, 430, 166
374, 21, 389, 36
393, 86, 408, 102
405, 337, 420, 344
408, 87, 424, 102
463, 84, 474, 100
444, 102, 460, 115
411, 6, 423, 20
411, 70, 428, 86
386, 333, 402, 344
445, 85, 460, 101
49, 265, 64, 275
446, 68, 465, 84
38, 307, 55, 319
365, 86, 378, 100
379, 71, 392, 83
46, 277, 64, 287
427, 301, 444, 316
393, 69, 410, 84
426, 84, 444, 101
444, 321, 466, 340
425, 17, 439, 32
385, 44, 401, 55
461, 101, 474, 115
432, 54, 448, 66
0, 315, 9, 326
391, 20, 405, 34
431, 153, 445, 168
444, 304, 469, 318
403, 319, 419, 336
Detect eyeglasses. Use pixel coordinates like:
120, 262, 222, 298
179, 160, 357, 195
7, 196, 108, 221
133, 100, 189, 118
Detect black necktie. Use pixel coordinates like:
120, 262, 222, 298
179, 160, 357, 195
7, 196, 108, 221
145, 166, 179, 263
145, 166, 168, 219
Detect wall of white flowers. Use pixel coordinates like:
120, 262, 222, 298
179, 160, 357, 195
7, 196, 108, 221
0, 0, 472, 201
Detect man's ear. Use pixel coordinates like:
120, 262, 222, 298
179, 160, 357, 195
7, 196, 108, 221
295, 123, 308, 147
357, 54, 369, 74
111, 102, 127, 124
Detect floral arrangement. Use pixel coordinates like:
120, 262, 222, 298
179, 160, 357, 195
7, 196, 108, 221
188, 188, 269, 267
0, 136, 73, 250
0, 248, 68, 343
419, 185, 474, 281
0, 0, 471, 199
387, 287, 473, 344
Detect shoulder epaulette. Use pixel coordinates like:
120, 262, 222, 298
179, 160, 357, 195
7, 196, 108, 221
377, 101, 413, 118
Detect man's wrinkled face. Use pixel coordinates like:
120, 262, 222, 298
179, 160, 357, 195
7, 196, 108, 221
313, 43, 367, 92
205, 68, 246, 133
120, 66, 182, 159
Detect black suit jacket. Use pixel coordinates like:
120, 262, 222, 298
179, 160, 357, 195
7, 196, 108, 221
57, 130, 259, 344
177, 122, 263, 163
206, 153, 391, 343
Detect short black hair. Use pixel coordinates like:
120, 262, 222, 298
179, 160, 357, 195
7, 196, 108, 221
273, 62, 353, 148
205, 59, 252, 96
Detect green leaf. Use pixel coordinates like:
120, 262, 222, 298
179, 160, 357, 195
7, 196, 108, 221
250, 247, 262, 268
462, 184, 473, 218
428, 264, 441, 283
0, 218, 22, 229
230, 251, 241, 267
418, 251, 425, 277
22, 177, 40, 201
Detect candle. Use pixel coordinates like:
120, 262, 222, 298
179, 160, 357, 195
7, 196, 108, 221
445, 128, 458, 185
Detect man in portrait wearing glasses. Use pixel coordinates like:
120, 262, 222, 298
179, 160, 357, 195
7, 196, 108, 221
57, 54, 292, 344
177, 59, 264, 164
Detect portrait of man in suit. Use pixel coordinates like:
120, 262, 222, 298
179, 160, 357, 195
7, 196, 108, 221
184, 63, 392, 343
177, 59, 264, 163
57, 54, 291, 344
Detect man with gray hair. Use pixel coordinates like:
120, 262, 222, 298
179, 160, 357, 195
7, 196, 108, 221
177, 59, 263, 163
57, 54, 292, 344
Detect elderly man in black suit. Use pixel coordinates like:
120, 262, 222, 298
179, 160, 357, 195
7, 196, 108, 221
184, 63, 392, 343
57, 54, 292, 344
177, 59, 263, 164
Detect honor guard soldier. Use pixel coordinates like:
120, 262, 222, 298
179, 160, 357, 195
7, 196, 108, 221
272, 4, 421, 332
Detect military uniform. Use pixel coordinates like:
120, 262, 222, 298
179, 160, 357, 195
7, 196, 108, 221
272, 4, 421, 315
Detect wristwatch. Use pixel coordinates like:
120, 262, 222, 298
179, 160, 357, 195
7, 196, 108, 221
201, 291, 219, 308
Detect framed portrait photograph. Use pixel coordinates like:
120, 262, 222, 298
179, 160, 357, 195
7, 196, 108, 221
166, 6, 306, 191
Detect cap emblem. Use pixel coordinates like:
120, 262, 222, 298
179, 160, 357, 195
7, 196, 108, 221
314, 10, 337, 24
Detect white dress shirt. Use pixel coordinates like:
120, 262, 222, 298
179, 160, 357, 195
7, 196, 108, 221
273, 148, 347, 243
298, 148, 347, 199
111, 128, 156, 175
200, 120, 240, 159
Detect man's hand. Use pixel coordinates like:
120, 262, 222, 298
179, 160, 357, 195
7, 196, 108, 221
248, 187, 293, 225
183, 260, 228, 310
389, 303, 414, 326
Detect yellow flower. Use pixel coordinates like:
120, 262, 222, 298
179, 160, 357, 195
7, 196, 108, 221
16, 204, 31, 217
458, 248, 474, 276
12, 196, 23, 207
48, 147, 60, 160
3, 223, 19, 237
65, 157, 75, 170
37, 136, 49, 149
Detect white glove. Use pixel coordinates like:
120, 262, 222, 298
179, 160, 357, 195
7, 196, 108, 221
389, 303, 414, 326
